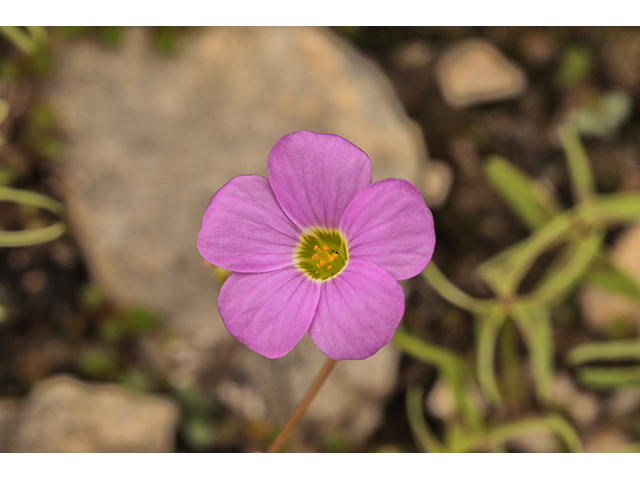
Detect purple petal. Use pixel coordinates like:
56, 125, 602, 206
268, 130, 372, 230
340, 178, 435, 281
197, 175, 301, 273
308, 259, 404, 360
219, 267, 321, 358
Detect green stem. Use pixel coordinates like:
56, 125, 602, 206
476, 309, 506, 404
406, 384, 443, 453
393, 330, 483, 428
422, 262, 493, 313
393, 329, 466, 373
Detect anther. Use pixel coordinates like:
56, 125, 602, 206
322, 245, 330, 251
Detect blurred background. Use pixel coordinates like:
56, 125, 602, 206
2, 26, 640, 452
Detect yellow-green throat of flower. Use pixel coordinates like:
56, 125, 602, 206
296, 229, 348, 281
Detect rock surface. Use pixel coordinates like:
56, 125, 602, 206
0, 398, 18, 452
7, 375, 179, 452
436, 39, 527, 108
45, 27, 428, 445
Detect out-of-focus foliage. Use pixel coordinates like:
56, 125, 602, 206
396, 126, 640, 452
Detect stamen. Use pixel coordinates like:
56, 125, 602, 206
296, 229, 348, 281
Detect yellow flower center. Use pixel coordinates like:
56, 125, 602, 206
296, 229, 348, 281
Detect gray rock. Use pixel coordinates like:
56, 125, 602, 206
507, 431, 561, 453
606, 387, 640, 417
552, 373, 599, 428
420, 160, 454, 208
45, 27, 426, 445
584, 427, 630, 453
0, 398, 18, 452
8, 375, 179, 452
436, 39, 527, 108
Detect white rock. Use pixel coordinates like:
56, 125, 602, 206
436, 39, 527, 108
9, 375, 179, 452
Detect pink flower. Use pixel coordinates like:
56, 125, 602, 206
198, 131, 435, 360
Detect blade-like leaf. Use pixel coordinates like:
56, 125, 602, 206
577, 366, 640, 389
558, 125, 595, 204
483, 155, 562, 230
513, 304, 554, 403
477, 211, 576, 295
475, 308, 508, 404
583, 254, 640, 302
567, 339, 640, 366
530, 229, 604, 305
583, 192, 640, 226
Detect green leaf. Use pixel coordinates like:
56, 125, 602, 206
569, 90, 633, 140
0, 222, 65, 247
567, 339, 640, 366
0, 98, 9, 123
421, 262, 494, 313
577, 366, 640, 389
0, 26, 47, 55
530, 228, 604, 305
513, 304, 554, 403
475, 308, 508, 404
393, 329, 467, 374
583, 192, 640, 225
0, 186, 65, 247
477, 211, 577, 295
451, 414, 583, 453
483, 156, 562, 230
583, 254, 640, 302
558, 125, 595, 204
406, 384, 443, 453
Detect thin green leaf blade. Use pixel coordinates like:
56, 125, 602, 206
475, 308, 507, 404
483, 155, 562, 230
530, 229, 604, 305
477, 211, 576, 295
513, 304, 554, 403
583, 254, 640, 301
558, 125, 595, 204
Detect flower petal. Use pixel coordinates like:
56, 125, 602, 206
268, 130, 372, 230
197, 175, 301, 273
308, 259, 404, 360
340, 178, 435, 281
219, 267, 321, 358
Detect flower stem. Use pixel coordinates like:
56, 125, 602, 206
267, 357, 337, 453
